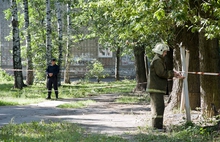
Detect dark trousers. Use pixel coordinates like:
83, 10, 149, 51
150, 93, 165, 129
47, 77, 58, 98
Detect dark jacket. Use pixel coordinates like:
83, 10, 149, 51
147, 54, 174, 94
46, 64, 59, 78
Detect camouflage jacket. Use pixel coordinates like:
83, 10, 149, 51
147, 54, 174, 94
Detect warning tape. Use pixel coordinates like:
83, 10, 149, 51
181, 71, 220, 76
2, 68, 220, 76
1, 68, 82, 73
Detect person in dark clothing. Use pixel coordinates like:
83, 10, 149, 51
147, 42, 184, 130
46, 58, 59, 99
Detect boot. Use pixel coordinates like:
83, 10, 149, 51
152, 117, 163, 129
46, 93, 51, 99
55, 92, 58, 99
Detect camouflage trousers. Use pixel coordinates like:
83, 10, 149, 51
150, 93, 165, 129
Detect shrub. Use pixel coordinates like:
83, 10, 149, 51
0, 69, 13, 81
85, 60, 108, 83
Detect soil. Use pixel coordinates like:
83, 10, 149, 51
0, 94, 201, 136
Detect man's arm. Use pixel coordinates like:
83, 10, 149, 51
154, 59, 174, 79
53, 65, 59, 76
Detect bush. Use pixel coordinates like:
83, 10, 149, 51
0, 69, 13, 81
85, 60, 108, 83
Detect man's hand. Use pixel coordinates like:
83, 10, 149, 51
49, 73, 53, 77
174, 71, 185, 79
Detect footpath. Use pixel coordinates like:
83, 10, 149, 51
0, 94, 151, 135
0, 94, 201, 136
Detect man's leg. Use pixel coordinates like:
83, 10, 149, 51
150, 93, 165, 129
47, 78, 52, 99
53, 78, 58, 99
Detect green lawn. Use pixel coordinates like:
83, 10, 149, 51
0, 79, 136, 106
0, 121, 126, 142
0, 121, 219, 142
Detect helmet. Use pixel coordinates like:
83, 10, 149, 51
152, 43, 169, 55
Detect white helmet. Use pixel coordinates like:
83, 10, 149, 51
152, 42, 169, 55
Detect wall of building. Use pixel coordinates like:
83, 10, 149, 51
0, 0, 13, 71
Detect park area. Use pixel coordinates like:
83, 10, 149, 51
1, 0, 220, 141
0, 71, 220, 142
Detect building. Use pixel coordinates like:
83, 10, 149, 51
0, 1, 135, 79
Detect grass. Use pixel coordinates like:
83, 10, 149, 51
135, 123, 220, 142
57, 100, 96, 108
0, 121, 219, 142
0, 121, 126, 142
0, 79, 136, 106
0, 98, 45, 106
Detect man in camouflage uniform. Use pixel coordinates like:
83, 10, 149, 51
147, 43, 184, 129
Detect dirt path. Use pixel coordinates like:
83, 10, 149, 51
0, 94, 200, 136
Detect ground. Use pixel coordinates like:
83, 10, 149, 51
0, 94, 201, 136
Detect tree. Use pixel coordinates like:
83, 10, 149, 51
197, 0, 220, 117
79, 0, 165, 91
167, 26, 200, 110
56, 0, 63, 86
199, 30, 220, 117
46, 0, 52, 66
165, 0, 220, 116
115, 46, 120, 81
64, 2, 71, 84
23, 0, 34, 85
11, 0, 24, 89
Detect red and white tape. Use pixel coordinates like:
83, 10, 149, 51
1, 68, 220, 76
181, 71, 220, 76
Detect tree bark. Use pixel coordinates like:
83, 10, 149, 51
144, 55, 149, 81
56, 0, 63, 86
23, 0, 34, 85
165, 48, 173, 95
11, 0, 24, 89
46, 0, 52, 66
64, 3, 71, 84
199, 30, 220, 117
166, 46, 182, 110
167, 26, 200, 110
115, 46, 120, 81
133, 45, 147, 92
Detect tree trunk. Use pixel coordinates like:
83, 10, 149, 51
46, 0, 52, 66
166, 46, 182, 110
23, 0, 34, 85
199, 30, 220, 117
11, 0, 24, 89
115, 46, 120, 81
167, 26, 200, 110
165, 48, 173, 95
64, 3, 71, 84
133, 45, 147, 92
144, 55, 149, 80
56, 0, 63, 86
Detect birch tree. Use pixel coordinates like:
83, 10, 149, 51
64, 2, 71, 84
23, 0, 34, 85
46, 0, 52, 66
11, 0, 24, 89
56, 0, 63, 86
